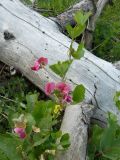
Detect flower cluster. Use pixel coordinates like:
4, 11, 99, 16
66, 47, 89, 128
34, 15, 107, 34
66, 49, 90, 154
31, 57, 48, 71
45, 82, 72, 104
31, 57, 72, 104
31, 57, 73, 116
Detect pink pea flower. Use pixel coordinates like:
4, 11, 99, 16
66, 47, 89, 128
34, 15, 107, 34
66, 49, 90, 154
31, 60, 40, 71
31, 57, 48, 71
14, 128, 26, 139
45, 82, 55, 95
56, 82, 71, 95
38, 57, 48, 66
63, 95, 72, 103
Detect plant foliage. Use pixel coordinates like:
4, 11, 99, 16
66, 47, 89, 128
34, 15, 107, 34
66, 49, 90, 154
93, 0, 120, 62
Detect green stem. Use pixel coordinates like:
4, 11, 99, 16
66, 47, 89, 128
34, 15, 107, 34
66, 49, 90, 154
0, 94, 17, 103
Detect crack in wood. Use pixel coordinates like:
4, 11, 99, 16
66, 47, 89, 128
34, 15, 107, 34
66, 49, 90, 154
91, 117, 107, 127
93, 82, 100, 109
84, 57, 120, 85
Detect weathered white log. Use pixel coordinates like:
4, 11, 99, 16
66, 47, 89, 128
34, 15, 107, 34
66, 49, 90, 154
55, 103, 94, 160
0, 0, 120, 159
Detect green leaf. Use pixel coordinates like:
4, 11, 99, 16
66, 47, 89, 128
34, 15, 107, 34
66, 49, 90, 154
103, 146, 120, 160
87, 124, 104, 159
74, 11, 91, 25
32, 100, 55, 130
0, 107, 2, 114
51, 131, 62, 139
25, 113, 36, 134
88, 125, 103, 150
28, 152, 37, 160
99, 113, 120, 159
60, 133, 70, 149
26, 93, 39, 112
0, 134, 22, 160
87, 113, 120, 159
0, 149, 8, 160
114, 91, 120, 110
100, 113, 118, 150
50, 60, 72, 78
72, 85, 85, 103
33, 135, 49, 147
32, 100, 54, 120
66, 24, 85, 39
72, 25, 85, 39
38, 116, 53, 130
47, 154, 55, 160
71, 43, 84, 59
66, 24, 74, 39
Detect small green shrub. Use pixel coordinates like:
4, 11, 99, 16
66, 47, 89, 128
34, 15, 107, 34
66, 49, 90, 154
21, 0, 78, 16
93, 0, 120, 62
36, 0, 77, 15
87, 92, 120, 160
88, 113, 120, 160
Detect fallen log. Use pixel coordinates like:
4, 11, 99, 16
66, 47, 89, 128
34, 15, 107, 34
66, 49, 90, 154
55, 103, 94, 160
0, 0, 120, 159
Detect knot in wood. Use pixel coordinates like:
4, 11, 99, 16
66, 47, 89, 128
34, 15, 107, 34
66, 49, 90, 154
4, 30, 15, 40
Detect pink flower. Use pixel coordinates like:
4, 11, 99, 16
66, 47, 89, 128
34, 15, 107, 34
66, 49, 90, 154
63, 95, 72, 103
45, 82, 55, 95
31, 60, 40, 71
55, 82, 71, 95
38, 57, 48, 66
14, 128, 26, 139
31, 57, 48, 71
